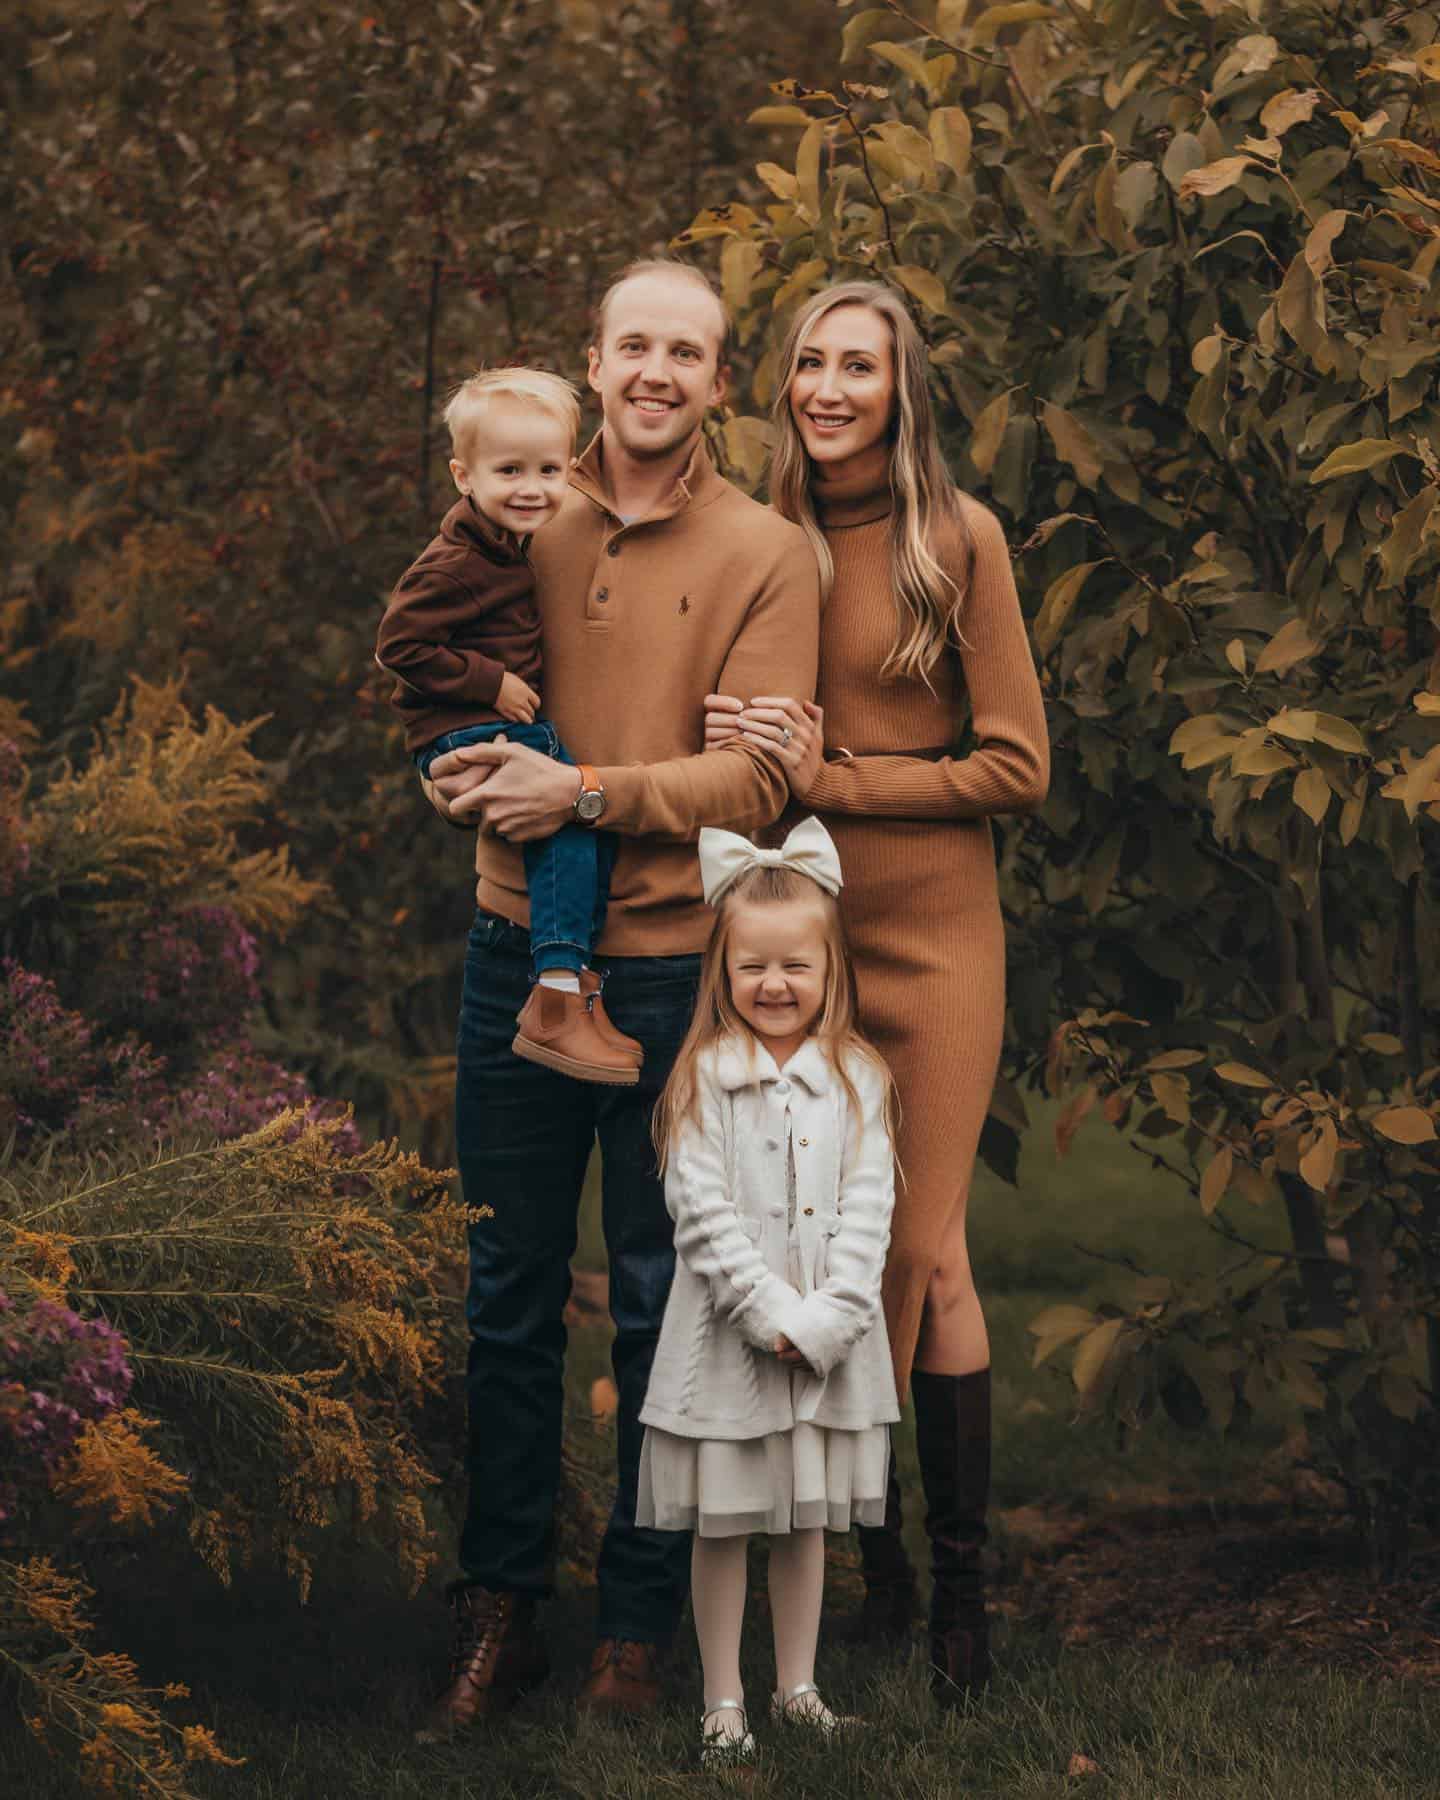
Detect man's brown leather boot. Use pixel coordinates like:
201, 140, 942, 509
512, 985, 641, 1085
578, 970, 644, 1065
414, 1587, 549, 1742
574, 1638, 663, 1717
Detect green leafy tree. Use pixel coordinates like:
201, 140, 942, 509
689, 0, 1439, 1568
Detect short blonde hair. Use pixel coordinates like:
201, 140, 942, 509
444, 367, 581, 467
594, 258, 730, 357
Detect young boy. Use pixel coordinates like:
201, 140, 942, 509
376, 368, 642, 1085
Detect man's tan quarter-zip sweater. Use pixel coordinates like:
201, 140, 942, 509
465, 432, 821, 956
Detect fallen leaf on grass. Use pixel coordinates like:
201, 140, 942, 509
1068, 1752, 1103, 1777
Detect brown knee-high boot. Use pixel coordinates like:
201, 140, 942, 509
851, 1434, 918, 1640
912, 1367, 992, 1704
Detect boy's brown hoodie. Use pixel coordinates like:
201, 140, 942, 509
376, 495, 542, 751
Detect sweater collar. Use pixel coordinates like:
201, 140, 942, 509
440, 494, 526, 563
569, 429, 724, 525
810, 443, 894, 530
712, 1034, 831, 1096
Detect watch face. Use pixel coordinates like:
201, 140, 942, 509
576, 789, 605, 822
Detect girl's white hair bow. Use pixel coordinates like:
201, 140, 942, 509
697, 816, 844, 907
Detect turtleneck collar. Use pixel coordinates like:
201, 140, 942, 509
810, 442, 894, 530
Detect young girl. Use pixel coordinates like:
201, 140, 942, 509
636, 816, 900, 1766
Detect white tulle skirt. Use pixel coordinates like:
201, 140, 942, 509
635, 1421, 890, 1538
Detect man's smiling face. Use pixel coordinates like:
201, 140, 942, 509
587, 270, 726, 464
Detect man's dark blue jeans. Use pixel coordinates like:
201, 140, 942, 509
418, 721, 614, 975
455, 910, 699, 1644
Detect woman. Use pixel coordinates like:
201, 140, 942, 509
704, 280, 1048, 1703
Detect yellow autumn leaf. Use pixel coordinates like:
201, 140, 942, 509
1293, 767, 1331, 824
1072, 1317, 1126, 1394
1200, 1145, 1233, 1216
892, 263, 950, 314
1373, 1105, 1436, 1144
1215, 1062, 1274, 1087
969, 388, 1012, 477
1299, 1115, 1338, 1192
1178, 156, 1254, 200
1035, 560, 1105, 655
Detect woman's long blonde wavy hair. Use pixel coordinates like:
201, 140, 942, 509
652, 863, 897, 1173
769, 280, 973, 686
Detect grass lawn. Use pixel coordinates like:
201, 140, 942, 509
5, 1104, 1438, 1797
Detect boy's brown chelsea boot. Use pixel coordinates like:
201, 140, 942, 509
578, 970, 644, 1065
512, 984, 641, 1085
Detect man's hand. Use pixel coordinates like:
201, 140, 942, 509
429, 739, 578, 841
703, 692, 745, 749
496, 671, 541, 724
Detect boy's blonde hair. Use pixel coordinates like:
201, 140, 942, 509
652, 863, 897, 1173
444, 367, 581, 468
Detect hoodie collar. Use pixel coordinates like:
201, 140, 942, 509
440, 494, 526, 564
569, 429, 724, 526
711, 1034, 832, 1096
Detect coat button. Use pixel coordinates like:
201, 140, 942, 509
803, 1207, 814, 1216
798, 1137, 809, 1147
775, 1079, 790, 1094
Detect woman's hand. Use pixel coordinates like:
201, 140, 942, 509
738, 697, 825, 798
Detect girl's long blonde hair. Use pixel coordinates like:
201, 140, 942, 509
653, 863, 897, 1173
768, 280, 973, 686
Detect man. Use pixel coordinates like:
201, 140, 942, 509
417, 259, 820, 1737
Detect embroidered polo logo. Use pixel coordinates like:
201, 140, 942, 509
678, 595, 690, 615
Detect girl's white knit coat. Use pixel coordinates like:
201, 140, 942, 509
640, 1035, 901, 1441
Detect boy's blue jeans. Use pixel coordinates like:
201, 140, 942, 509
418, 721, 613, 975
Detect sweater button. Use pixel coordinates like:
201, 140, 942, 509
596, 586, 609, 603
607, 539, 621, 557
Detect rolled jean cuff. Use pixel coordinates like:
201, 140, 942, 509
530, 939, 587, 976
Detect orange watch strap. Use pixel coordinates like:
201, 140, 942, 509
577, 763, 600, 795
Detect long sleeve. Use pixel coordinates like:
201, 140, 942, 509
596, 535, 821, 840
803, 504, 1048, 821
376, 567, 509, 708
665, 1069, 810, 1353
782, 1058, 896, 1380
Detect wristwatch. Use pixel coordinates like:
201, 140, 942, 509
573, 763, 606, 825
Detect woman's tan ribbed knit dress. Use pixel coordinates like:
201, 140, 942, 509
802, 459, 1049, 1396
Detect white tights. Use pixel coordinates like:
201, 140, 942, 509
690, 1529, 825, 1741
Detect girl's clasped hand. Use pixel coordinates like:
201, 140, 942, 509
636, 816, 900, 1768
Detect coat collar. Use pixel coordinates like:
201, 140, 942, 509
711, 1034, 832, 1096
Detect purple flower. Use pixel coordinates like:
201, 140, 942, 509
0, 1289, 134, 1523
